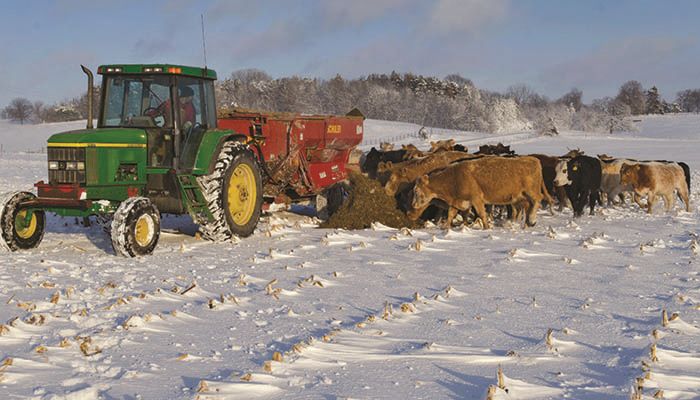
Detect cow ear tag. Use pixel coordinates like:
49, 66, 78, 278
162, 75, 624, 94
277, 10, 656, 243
572, 165, 578, 171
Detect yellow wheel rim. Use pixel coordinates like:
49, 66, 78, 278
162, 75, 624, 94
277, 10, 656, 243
15, 210, 37, 240
227, 163, 257, 226
134, 214, 154, 247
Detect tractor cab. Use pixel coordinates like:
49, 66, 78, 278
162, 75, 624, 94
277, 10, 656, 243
98, 64, 218, 170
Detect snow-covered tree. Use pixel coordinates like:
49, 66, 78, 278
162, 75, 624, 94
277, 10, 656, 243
645, 86, 664, 114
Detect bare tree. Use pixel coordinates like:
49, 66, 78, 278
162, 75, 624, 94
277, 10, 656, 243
230, 69, 272, 84
615, 80, 646, 115
32, 101, 47, 123
444, 74, 473, 87
676, 89, 700, 113
557, 88, 583, 111
3, 98, 33, 124
505, 84, 548, 108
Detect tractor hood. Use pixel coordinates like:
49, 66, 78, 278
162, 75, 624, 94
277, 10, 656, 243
48, 128, 147, 147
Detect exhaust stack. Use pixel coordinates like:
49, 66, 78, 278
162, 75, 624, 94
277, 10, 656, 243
80, 65, 94, 129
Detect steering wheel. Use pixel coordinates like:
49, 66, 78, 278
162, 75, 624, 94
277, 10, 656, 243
143, 107, 159, 116
143, 107, 165, 127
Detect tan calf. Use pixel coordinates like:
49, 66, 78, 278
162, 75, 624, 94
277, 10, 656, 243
401, 144, 425, 160
620, 163, 689, 213
429, 139, 456, 153
408, 156, 550, 229
599, 158, 634, 206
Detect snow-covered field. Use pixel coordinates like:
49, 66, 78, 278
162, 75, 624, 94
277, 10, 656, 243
0, 115, 699, 399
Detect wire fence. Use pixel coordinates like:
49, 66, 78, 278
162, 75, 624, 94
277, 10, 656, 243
362, 131, 425, 146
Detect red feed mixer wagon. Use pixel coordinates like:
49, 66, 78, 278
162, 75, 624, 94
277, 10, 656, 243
217, 108, 364, 204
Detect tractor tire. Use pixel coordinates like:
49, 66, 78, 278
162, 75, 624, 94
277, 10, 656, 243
197, 141, 263, 241
0, 191, 46, 251
111, 197, 160, 257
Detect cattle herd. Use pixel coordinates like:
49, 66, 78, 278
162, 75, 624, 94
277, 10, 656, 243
361, 140, 692, 228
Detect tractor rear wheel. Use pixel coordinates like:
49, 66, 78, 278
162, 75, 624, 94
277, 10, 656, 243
197, 142, 263, 241
111, 197, 160, 257
0, 191, 45, 251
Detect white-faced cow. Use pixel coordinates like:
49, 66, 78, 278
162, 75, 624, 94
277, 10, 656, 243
553, 155, 602, 217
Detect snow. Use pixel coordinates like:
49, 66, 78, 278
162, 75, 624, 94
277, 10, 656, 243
0, 115, 699, 399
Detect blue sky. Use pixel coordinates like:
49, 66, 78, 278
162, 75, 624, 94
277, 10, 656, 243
1, 0, 699, 107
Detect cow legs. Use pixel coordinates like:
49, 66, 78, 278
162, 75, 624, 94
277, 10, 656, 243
633, 193, 645, 209
444, 206, 459, 228
472, 201, 490, 229
679, 185, 690, 212
589, 190, 600, 215
662, 192, 674, 211
573, 190, 588, 217
524, 193, 540, 227
555, 186, 568, 211
617, 192, 626, 205
646, 193, 657, 214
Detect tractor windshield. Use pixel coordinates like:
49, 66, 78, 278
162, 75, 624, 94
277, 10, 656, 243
101, 75, 173, 128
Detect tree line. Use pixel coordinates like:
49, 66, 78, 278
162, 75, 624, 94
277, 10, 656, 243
4, 69, 700, 134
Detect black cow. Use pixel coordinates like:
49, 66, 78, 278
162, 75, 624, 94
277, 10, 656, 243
453, 144, 469, 153
362, 147, 407, 179
553, 155, 602, 217
475, 143, 516, 155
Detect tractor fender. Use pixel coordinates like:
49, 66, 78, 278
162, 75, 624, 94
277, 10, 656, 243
192, 131, 256, 175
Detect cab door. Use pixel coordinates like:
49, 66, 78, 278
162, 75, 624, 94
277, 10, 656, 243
178, 77, 216, 171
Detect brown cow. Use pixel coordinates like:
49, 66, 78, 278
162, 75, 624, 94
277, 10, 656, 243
383, 151, 480, 196
407, 156, 551, 228
401, 143, 425, 160
620, 163, 690, 213
429, 139, 456, 153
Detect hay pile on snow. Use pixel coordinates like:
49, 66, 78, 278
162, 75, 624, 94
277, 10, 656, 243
321, 171, 420, 230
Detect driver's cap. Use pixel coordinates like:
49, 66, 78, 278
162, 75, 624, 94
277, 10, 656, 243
179, 86, 194, 97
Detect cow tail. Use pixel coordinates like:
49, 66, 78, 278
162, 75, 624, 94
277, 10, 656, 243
679, 162, 691, 193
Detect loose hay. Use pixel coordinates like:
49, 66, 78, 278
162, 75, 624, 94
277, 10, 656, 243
321, 171, 420, 230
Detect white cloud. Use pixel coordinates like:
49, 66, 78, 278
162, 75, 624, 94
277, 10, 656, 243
427, 0, 509, 35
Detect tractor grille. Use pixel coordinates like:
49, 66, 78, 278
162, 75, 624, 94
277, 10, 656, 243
48, 147, 86, 184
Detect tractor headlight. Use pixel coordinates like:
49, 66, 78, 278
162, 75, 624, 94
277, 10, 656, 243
48, 161, 59, 170
76, 162, 85, 170
65, 161, 77, 170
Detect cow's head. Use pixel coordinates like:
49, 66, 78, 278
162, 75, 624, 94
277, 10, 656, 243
384, 166, 405, 196
407, 175, 435, 220
563, 148, 584, 158
362, 148, 380, 174
380, 142, 394, 151
553, 159, 573, 187
619, 163, 640, 186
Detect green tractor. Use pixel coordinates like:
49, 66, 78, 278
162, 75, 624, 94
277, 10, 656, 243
0, 64, 264, 256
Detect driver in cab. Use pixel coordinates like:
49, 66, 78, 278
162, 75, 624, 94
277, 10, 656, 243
147, 86, 196, 131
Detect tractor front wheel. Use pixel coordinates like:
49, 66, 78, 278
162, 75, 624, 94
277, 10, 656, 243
0, 191, 45, 251
111, 197, 160, 257
197, 142, 263, 241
